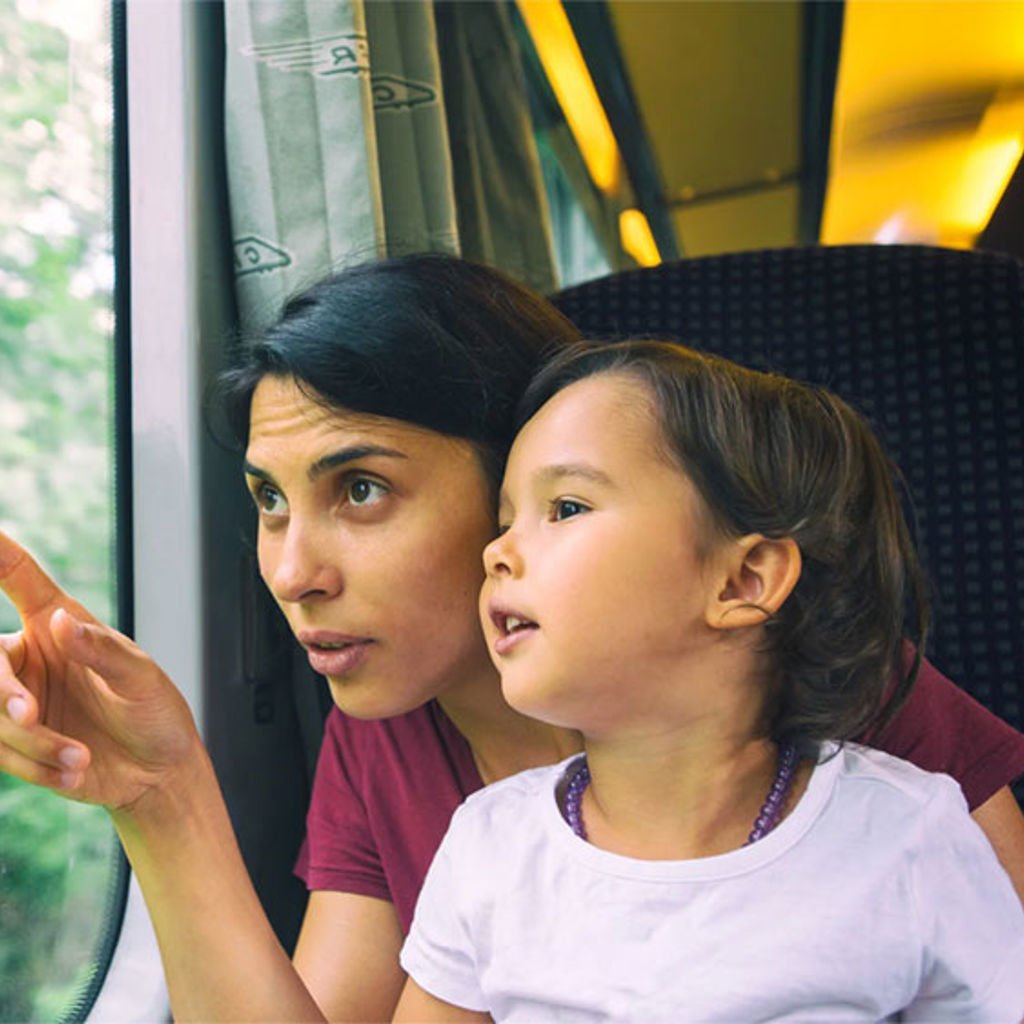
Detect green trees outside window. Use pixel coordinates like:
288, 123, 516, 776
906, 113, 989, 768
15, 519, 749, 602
0, 2, 123, 1020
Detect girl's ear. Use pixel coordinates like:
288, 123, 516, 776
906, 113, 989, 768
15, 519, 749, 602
705, 534, 802, 630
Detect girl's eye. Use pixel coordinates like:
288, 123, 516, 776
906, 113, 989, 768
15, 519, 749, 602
550, 498, 590, 522
345, 476, 388, 507
252, 482, 287, 517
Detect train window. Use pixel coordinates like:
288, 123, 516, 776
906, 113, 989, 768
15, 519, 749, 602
0, 1, 127, 1021
535, 131, 613, 287
515, 5, 617, 288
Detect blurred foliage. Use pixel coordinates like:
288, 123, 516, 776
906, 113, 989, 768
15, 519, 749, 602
0, 0, 116, 630
0, 1, 123, 1021
0, 776, 122, 1023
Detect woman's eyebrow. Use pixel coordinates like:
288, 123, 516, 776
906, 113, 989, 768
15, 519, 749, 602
307, 445, 407, 480
243, 445, 408, 484
243, 460, 274, 484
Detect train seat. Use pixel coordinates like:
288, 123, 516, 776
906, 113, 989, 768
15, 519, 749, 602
553, 244, 1024, 766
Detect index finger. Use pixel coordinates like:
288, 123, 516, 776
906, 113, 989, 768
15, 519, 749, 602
0, 529, 68, 621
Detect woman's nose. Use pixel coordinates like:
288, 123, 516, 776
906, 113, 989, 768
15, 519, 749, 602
264, 522, 343, 604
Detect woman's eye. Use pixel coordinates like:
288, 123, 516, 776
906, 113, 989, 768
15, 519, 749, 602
345, 476, 388, 507
253, 482, 287, 517
550, 498, 589, 522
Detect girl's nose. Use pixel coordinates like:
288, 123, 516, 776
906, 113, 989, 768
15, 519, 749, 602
265, 523, 343, 604
483, 529, 522, 578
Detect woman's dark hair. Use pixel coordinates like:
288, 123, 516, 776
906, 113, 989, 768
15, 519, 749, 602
218, 253, 582, 490
519, 339, 930, 745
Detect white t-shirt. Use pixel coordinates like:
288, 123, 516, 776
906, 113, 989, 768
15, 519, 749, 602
401, 744, 1024, 1022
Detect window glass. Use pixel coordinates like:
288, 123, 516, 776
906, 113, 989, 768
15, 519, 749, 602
0, 1, 125, 1021
534, 132, 613, 288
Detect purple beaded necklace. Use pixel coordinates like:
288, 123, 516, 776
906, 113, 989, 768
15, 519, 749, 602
563, 742, 799, 846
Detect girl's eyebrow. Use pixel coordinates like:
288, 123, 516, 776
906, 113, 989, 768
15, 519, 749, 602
534, 462, 614, 488
243, 445, 408, 484
497, 462, 615, 512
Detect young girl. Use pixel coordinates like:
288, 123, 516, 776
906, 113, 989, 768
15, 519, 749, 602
396, 340, 1024, 1021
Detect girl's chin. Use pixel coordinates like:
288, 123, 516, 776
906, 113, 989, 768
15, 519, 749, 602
500, 678, 573, 729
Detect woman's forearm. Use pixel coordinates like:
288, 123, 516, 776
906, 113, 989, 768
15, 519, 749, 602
112, 740, 326, 1023
972, 785, 1024, 907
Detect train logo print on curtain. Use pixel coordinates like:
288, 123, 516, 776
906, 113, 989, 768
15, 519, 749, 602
242, 33, 370, 78
372, 75, 436, 112
233, 236, 292, 277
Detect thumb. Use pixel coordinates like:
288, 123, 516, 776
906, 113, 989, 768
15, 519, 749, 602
50, 607, 157, 697
0, 631, 27, 674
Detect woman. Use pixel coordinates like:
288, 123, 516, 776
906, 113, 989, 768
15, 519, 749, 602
1, 254, 1023, 1023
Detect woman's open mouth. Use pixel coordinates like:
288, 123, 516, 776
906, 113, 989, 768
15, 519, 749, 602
299, 632, 375, 678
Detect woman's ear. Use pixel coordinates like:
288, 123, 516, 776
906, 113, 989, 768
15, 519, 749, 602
705, 534, 801, 630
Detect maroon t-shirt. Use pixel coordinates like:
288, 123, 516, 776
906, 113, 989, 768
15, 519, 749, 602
294, 658, 1024, 934
295, 700, 482, 934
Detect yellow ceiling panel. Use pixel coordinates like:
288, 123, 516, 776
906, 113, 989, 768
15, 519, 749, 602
671, 186, 799, 258
608, 1, 801, 200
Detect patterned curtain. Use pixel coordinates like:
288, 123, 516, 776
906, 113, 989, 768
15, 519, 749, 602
224, 0, 557, 331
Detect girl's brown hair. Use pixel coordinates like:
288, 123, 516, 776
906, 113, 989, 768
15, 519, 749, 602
519, 339, 929, 744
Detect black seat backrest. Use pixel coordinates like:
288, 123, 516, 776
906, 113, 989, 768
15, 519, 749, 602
553, 244, 1024, 733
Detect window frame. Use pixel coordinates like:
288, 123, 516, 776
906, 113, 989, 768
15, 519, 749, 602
86, 1, 211, 1016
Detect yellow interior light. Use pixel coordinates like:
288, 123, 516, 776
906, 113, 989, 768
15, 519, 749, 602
946, 135, 1023, 242
943, 92, 1024, 243
619, 209, 660, 266
516, 0, 621, 193
822, 1, 1024, 246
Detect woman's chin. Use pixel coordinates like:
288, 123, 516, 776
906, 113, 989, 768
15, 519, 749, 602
325, 675, 429, 721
